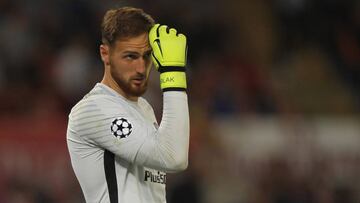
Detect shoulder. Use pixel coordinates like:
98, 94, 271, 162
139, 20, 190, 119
70, 95, 111, 113
69, 94, 129, 120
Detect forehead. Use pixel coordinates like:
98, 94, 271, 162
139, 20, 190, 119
113, 33, 150, 52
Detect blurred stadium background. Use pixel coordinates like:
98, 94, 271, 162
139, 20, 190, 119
0, 0, 360, 202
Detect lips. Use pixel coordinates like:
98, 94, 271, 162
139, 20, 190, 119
132, 77, 145, 85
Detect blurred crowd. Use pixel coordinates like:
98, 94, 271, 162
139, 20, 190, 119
0, 0, 359, 202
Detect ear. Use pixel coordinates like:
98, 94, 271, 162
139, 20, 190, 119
100, 44, 110, 66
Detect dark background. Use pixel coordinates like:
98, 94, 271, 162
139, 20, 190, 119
0, 0, 359, 202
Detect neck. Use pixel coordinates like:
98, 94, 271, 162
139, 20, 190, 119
101, 69, 138, 102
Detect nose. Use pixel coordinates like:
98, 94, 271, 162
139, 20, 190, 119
135, 58, 146, 74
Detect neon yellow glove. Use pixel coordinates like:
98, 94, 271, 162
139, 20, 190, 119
149, 24, 187, 91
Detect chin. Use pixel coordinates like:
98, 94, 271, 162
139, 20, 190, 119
132, 83, 148, 96
129, 87, 147, 97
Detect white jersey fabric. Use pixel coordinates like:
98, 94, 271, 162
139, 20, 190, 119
67, 83, 189, 203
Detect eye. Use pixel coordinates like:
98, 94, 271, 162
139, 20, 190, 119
143, 51, 152, 60
143, 52, 152, 60
124, 54, 138, 60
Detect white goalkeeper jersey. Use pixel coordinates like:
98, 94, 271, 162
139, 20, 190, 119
67, 83, 189, 203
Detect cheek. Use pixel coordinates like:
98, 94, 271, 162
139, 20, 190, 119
110, 58, 129, 79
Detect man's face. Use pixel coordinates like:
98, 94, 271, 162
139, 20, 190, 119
105, 33, 153, 99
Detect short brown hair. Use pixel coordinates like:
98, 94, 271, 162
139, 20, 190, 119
101, 7, 155, 46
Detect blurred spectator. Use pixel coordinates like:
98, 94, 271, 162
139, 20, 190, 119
53, 34, 101, 110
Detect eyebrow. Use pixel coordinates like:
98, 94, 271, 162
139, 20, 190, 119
123, 51, 140, 55
144, 49, 152, 55
123, 49, 152, 55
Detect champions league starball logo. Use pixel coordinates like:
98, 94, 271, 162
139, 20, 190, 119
111, 118, 132, 139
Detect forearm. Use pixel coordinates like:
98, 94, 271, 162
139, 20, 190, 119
135, 91, 189, 172
157, 91, 189, 171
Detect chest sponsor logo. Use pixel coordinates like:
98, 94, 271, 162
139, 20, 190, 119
144, 170, 166, 184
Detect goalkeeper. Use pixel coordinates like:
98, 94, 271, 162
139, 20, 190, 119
66, 6, 190, 203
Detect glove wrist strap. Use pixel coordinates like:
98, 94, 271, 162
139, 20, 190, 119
158, 66, 185, 73
160, 71, 187, 91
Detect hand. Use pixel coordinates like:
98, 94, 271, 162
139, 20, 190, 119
149, 24, 187, 91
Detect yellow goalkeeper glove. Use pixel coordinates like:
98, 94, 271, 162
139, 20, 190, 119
149, 24, 187, 91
